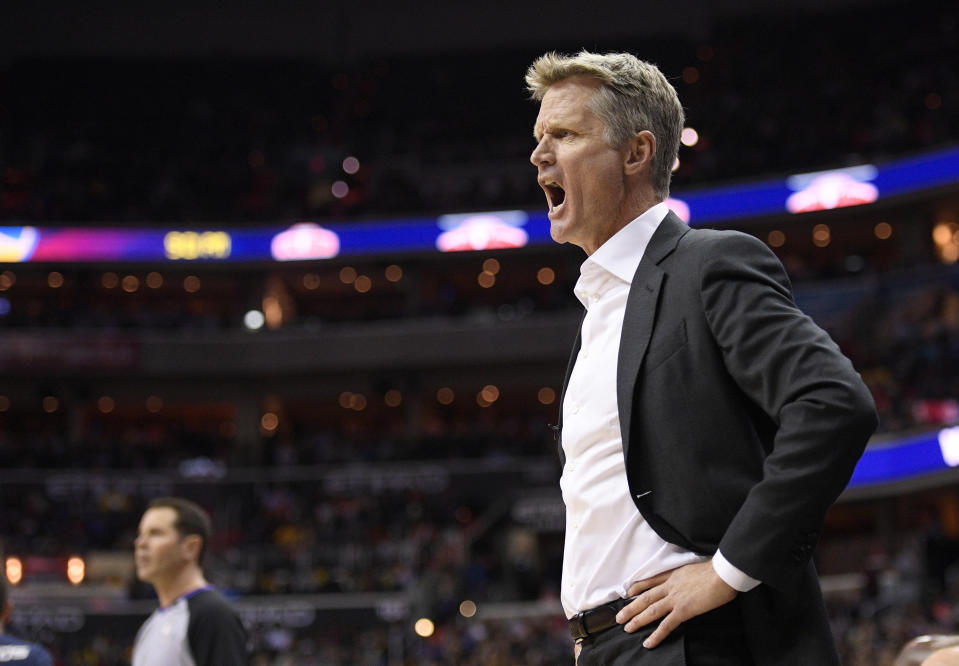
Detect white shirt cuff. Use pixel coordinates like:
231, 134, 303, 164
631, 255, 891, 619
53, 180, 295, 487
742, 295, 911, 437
713, 550, 761, 592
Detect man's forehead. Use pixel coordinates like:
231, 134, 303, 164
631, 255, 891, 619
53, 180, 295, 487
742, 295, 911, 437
534, 77, 601, 133
140, 506, 177, 529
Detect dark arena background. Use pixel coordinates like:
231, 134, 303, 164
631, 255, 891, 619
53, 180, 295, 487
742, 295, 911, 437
1, 1, 958, 664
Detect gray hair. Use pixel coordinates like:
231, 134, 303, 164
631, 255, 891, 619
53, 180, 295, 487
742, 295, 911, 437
526, 50, 683, 200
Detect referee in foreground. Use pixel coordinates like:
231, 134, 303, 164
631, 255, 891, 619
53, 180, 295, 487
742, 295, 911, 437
132, 497, 248, 665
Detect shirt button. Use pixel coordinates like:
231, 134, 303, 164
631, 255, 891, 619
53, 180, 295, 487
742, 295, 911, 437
581, 349, 589, 359
591, 293, 600, 301
568, 580, 575, 588
572, 405, 580, 414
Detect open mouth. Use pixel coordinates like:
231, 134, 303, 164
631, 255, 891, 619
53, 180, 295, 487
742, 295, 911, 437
545, 183, 566, 212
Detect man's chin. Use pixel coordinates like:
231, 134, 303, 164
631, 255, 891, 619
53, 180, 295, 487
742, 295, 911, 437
548, 219, 570, 244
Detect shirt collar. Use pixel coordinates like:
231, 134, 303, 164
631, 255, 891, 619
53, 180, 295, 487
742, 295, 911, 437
580, 201, 671, 286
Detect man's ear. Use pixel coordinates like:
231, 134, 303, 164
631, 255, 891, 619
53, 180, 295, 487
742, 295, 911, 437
181, 534, 203, 562
624, 130, 656, 176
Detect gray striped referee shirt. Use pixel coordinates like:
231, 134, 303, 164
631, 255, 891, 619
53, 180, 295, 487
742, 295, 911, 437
132, 586, 248, 666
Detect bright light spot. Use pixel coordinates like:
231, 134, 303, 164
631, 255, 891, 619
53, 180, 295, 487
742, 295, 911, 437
933, 223, 957, 246
339, 267, 357, 284
665, 197, 690, 223
538, 387, 556, 405
342, 156, 361, 174
681, 127, 699, 147
0, 270, 16, 290
146, 396, 163, 413
436, 387, 455, 405
6, 557, 23, 585
483, 258, 500, 275
244, 310, 265, 330
47, 271, 64, 288
537, 267, 555, 285
263, 295, 283, 330
384, 390, 402, 407
459, 600, 477, 618
42, 396, 58, 413
812, 224, 831, 248
414, 618, 435, 638
786, 169, 879, 213
260, 412, 279, 432
122, 275, 139, 293
767, 230, 786, 248
302, 273, 321, 290
354, 275, 372, 293
331, 180, 349, 198
338, 392, 367, 410
183, 275, 201, 293
67, 556, 85, 585
939, 426, 959, 467
271, 223, 340, 261
98, 396, 115, 414
385, 264, 403, 282
874, 222, 892, 240
682, 66, 700, 84
481, 385, 500, 403
478, 271, 495, 288
672, 157, 680, 172
102, 272, 119, 289
146, 272, 164, 289
436, 211, 530, 252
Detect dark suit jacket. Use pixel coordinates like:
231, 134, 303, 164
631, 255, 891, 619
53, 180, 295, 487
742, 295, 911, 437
558, 212, 878, 664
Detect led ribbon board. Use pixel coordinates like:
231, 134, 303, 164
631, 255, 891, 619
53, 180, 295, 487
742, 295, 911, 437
1, 145, 956, 263
848, 426, 959, 489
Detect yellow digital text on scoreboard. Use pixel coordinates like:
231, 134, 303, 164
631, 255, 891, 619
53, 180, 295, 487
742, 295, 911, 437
163, 231, 232, 260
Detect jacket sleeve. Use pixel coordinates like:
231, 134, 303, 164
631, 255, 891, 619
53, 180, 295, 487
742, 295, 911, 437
699, 232, 878, 591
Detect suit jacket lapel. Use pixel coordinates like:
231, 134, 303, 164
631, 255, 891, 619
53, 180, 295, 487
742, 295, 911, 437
616, 212, 689, 458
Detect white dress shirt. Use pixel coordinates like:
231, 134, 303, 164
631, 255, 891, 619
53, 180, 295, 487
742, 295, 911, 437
560, 202, 758, 619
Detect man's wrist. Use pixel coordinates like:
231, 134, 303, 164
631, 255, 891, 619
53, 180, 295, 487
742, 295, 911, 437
712, 550, 761, 592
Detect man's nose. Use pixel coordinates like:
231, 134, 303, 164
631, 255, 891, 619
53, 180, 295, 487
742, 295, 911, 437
530, 138, 553, 167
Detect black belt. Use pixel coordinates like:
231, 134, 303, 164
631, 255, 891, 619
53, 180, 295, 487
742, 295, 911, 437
569, 597, 635, 643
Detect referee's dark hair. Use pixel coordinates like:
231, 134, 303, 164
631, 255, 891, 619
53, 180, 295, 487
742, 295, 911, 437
148, 497, 212, 565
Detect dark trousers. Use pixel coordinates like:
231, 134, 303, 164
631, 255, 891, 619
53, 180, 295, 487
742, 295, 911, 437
577, 599, 755, 666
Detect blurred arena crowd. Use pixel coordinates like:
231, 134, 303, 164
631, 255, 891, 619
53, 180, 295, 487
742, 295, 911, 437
0, 3, 955, 225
